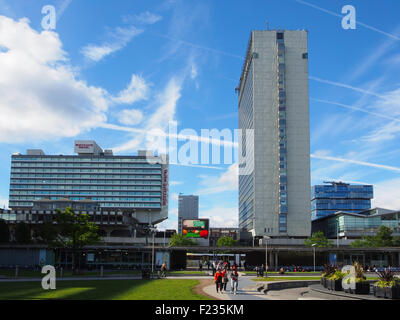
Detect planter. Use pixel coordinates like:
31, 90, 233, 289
320, 277, 327, 288
326, 279, 342, 291
374, 285, 400, 299
350, 282, 370, 295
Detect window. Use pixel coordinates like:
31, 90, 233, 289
277, 32, 284, 40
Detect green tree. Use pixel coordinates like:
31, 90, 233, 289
33, 221, 58, 244
0, 219, 10, 243
53, 207, 101, 274
304, 231, 333, 247
14, 221, 31, 243
351, 226, 395, 248
216, 236, 238, 247
168, 234, 198, 247
374, 226, 394, 247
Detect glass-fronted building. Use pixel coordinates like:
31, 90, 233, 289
311, 182, 373, 221
312, 208, 400, 239
8, 140, 169, 226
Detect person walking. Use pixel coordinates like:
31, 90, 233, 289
160, 262, 167, 278
222, 267, 229, 293
212, 261, 216, 276
230, 270, 239, 294
214, 269, 223, 293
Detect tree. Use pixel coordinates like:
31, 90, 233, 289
0, 219, 10, 243
33, 221, 58, 244
216, 236, 238, 247
168, 234, 198, 247
374, 226, 394, 247
351, 226, 396, 248
53, 207, 101, 274
14, 221, 31, 243
304, 231, 333, 247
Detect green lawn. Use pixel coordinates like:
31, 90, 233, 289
0, 279, 211, 300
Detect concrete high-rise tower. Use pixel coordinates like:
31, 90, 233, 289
178, 194, 199, 234
238, 29, 311, 239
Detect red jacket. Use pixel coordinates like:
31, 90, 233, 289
214, 272, 222, 282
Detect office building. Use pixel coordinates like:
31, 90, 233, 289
312, 207, 400, 239
238, 28, 311, 239
8, 140, 169, 228
177, 194, 199, 234
311, 182, 373, 221
209, 227, 239, 246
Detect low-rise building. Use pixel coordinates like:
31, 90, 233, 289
312, 207, 400, 239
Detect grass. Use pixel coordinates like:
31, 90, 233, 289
0, 279, 211, 300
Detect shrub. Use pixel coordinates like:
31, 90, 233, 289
374, 268, 400, 288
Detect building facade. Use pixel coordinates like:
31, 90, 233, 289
238, 28, 311, 239
312, 208, 400, 239
177, 194, 199, 234
8, 140, 169, 227
311, 182, 373, 221
209, 227, 239, 246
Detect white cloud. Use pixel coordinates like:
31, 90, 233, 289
197, 163, 238, 195
123, 11, 162, 25
117, 109, 143, 126
372, 178, 400, 210
113, 74, 149, 105
81, 25, 143, 62
0, 16, 111, 143
200, 206, 238, 228
0, 198, 8, 209
113, 77, 182, 153
170, 181, 183, 186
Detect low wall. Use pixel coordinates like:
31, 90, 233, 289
257, 280, 320, 294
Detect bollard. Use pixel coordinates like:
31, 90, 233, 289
100, 265, 103, 277
15, 265, 19, 278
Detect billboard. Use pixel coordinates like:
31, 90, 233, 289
182, 219, 209, 239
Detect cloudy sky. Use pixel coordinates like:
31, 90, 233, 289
0, 0, 399, 231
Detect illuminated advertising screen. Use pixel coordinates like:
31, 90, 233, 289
182, 219, 209, 239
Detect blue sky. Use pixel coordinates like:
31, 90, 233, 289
0, 0, 400, 230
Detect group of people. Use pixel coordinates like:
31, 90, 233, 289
213, 264, 239, 295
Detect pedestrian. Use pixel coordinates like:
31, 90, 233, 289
160, 262, 167, 277
199, 260, 203, 271
222, 267, 229, 293
212, 261, 216, 276
214, 269, 223, 293
230, 270, 239, 294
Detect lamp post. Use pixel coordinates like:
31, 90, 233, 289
150, 226, 157, 274
311, 243, 316, 272
264, 236, 270, 277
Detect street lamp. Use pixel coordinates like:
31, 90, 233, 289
311, 243, 316, 272
150, 226, 157, 274
264, 236, 270, 277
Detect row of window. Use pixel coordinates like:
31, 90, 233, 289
10, 191, 161, 196
11, 168, 161, 174
9, 201, 162, 208
12, 162, 162, 168
12, 157, 164, 163
11, 174, 161, 179
9, 196, 161, 202
10, 185, 161, 190
11, 179, 162, 185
